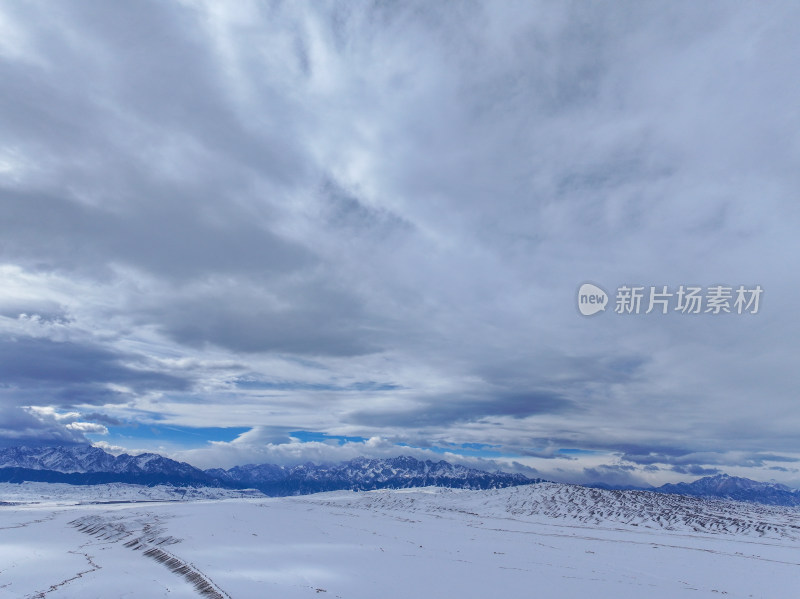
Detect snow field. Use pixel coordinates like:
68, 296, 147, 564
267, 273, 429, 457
1, 484, 799, 598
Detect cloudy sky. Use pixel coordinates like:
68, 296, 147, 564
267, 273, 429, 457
1, 0, 799, 486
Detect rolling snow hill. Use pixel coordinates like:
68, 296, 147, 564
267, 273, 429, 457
2, 483, 800, 598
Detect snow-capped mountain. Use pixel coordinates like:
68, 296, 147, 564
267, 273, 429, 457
3, 447, 798, 507
0, 445, 118, 472
655, 473, 800, 506
0, 445, 199, 475
0, 446, 219, 487
208, 455, 537, 495
0, 446, 534, 495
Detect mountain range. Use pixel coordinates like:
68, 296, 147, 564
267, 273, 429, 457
655, 473, 800, 506
0, 445, 219, 487
587, 474, 800, 506
0, 446, 535, 496
1, 446, 798, 506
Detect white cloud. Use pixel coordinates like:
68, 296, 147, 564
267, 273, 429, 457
65, 421, 108, 434
27, 406, 80, 422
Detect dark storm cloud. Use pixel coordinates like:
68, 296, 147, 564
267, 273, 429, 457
619, 448, 800, 469
80, 412, 125, 426
607, 445, 698, 463
235, 379, 402, 392
0, 337, 189, 405
471, 354, 649, 393
1, 187, 313, 280
153, 278, 381, 356
349, 389, 575, 428
670, 465, 721, 476
580, 464, 644, 487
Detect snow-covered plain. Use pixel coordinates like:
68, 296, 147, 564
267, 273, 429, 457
2, 482, 799, 598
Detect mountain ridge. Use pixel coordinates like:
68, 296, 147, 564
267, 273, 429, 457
2, 446, 798, 506
208, 454, 538, 495
0, 446, 536, 496
587, 473, 800, 506
654, 473, 800, 506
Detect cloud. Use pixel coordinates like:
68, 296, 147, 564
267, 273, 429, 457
0, 406, 86, 448
670, 465, 721, 477
27, 406, 81, 422
0, 336, 190, 406
171, 427, 542, 476
348, 390, 576, 428
80, 412, 125, 426
151, 277, 381, 356
1, 1, 800, 484
619, 449, 800, 469
91, 441, 128, 456
65, 422, 109, 435
580, 465, 649, 488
